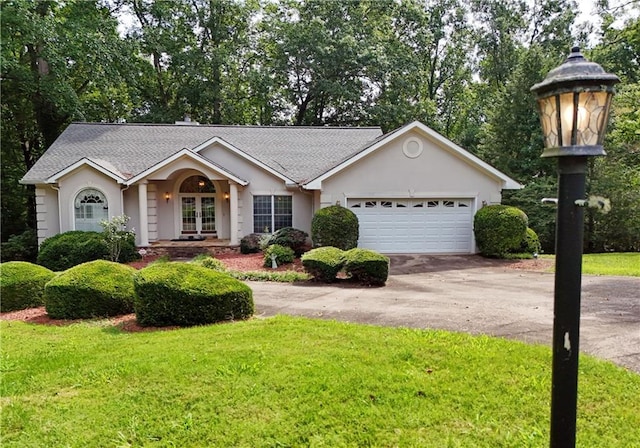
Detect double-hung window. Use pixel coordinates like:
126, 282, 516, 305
253, 195, 292, 233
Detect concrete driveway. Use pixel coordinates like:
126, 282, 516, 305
247, 255, 640, 373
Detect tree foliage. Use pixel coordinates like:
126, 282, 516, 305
1, 0, 637, 252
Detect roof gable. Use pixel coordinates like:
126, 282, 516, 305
191, 136, 295, 184
303, 121, 522, 190
46, 158, 126, 183
125, 148, 248, 186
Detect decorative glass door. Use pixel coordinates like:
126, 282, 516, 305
201, 197, 216, 234
181, 197, 197, 234
181, 196, 215, 235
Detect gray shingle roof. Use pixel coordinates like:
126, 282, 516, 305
21, 123, 383, 185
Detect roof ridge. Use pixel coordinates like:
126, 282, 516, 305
69, 122, 382, 130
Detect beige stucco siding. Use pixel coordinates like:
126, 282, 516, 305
56, 167, 123, 232
199, 143, 287, 190
200, 144, 314, 236
320, 130, 503, 206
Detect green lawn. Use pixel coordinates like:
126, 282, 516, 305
582, 252, 640, 276
2, 316, 638, 447
541, 252, 640, 276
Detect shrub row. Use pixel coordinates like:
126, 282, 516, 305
301, 247, 389, 285
241, 204, 358, 257
0, 260, 254, 327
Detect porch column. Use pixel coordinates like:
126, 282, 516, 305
138, 181, 149, 246
229, 182, 239, 245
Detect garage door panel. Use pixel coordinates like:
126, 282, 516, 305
349, 198, 473, 254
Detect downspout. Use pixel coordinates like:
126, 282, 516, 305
120, 183, 130, 217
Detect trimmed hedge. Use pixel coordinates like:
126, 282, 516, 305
38, 231, 107, 271
37, 230, 139, 271
311, 205, 359, 250
44, 260, 136, 319
343, 248, 390, 286
240, 233, 262, 254
263, 244, 295, 268
301, 247, 345, 283
474, 205, 528, 258
266, 227, 309, 256
133, 262, 253, 327
0, 262, 56, 312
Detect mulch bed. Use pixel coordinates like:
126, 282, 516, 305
127, 252, 305, 272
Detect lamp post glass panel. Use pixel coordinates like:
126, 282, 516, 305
530, 47, 619, 447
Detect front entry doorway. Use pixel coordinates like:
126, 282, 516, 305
181, 196, 216, 235
179, 175, 217, 236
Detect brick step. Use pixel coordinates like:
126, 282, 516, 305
142, 245, 240, 260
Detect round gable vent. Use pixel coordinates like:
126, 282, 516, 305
403, 137, 423, 158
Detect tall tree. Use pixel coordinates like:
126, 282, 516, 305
368, 0, 473, 134
1, 0, 132, 236
125, 0, 260, 124
585, 14, 640, 252
258, 0, 380, 126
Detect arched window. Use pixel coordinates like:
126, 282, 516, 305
74, 188, 108, 231
179, 175, 216, 193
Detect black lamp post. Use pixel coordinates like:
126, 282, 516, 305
531, 47, 619, 447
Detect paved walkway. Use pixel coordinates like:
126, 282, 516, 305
248, 255, 640, 373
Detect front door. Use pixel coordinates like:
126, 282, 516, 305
181, 196, 216, 235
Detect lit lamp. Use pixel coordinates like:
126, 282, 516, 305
164, 192, 171, 203
224, 192, 230, 201
531, 47, 619, 447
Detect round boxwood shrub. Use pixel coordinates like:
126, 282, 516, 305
44, 260, 136, 319
266, 227, 309, 256
474, 205, 528, 258
263, 244, 295, 268
0, 262, 56, 312
240, 233, 262, 254
311, 205, 359, 250
133, 262, 253, 327
37, 231, 107, 271
301, 246, 345, 283
37, 230, 139, 271
343, 248, 390, 286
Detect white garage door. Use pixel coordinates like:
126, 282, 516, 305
348, 198, 474, 254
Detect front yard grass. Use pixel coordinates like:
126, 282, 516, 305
582, 252, 640, 276
540, 252, 639, 276
2, 316, 638, 447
